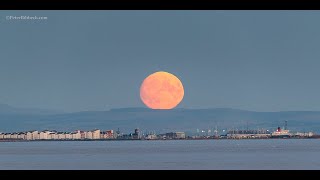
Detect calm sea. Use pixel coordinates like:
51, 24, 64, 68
0, 139, 319, 170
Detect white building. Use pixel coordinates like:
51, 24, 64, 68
0, 133, 4, 139
58, 133, 66, 139
26, 131, 34, 140
4, 133, 11, 139
295, 132, 314, 137
92, 129, 101, 139
52, 133, 59, 140
39, 130, 52, 140
47, 132, 57, 140
65, 133, 72, 139
145, 134, 157, 140
175, 132, 186, 139
18, 133, 26, 140
85, 131, 93, 139
11, 133, 18, 139
72, 130, 81, 139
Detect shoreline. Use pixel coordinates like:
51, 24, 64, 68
1, 137, 319, 142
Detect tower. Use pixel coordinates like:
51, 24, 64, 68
214, 125, 218, 137
116, 128, 121, 138
284, 120, 288, 130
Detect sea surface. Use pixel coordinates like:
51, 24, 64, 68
0, 139, 319, 170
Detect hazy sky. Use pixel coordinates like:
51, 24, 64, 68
1, 10, 320, 112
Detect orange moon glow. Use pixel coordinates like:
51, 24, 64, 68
140, 71, 184, 109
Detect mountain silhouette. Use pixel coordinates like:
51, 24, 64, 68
0, 105, 319, 134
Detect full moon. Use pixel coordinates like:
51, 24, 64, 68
140, 71, 184, 109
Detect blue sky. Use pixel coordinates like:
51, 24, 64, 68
1, 10, 320, 112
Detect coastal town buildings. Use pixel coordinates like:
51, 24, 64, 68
0, 124, 316, 141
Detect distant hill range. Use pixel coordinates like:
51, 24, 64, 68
0, 104, 320, 134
